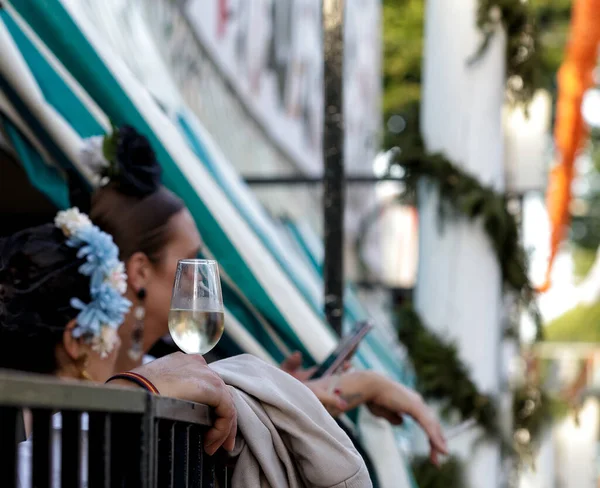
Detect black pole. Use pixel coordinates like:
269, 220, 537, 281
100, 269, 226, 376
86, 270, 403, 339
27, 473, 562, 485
322, 0, 345, 336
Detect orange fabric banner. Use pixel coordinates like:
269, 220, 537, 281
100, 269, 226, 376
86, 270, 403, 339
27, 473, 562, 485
541, 0, 600, 292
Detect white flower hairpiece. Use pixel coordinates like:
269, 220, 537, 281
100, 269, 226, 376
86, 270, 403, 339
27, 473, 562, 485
80, 136, 109, 175
54, 207, 131, 358
55, 207, 92, 237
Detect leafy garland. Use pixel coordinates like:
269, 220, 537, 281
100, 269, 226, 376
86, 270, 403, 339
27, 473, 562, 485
473, 0, 542, 105
354, 142, 542, 338
511, 368, 569, 470
392, 148, 542, 339
396, 305, 498, 437
397, 305, 561, 486
512, 383, 555, 468
411, 455, 465, 488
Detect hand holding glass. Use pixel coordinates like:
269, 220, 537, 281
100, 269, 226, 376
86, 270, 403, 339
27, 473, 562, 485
168, 259, 225, 355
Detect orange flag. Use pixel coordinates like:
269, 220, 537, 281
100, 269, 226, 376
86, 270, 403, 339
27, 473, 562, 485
541, 0, 600, 292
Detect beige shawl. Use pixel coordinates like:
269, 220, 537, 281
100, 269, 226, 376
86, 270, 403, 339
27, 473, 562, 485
212, 355, 372, 488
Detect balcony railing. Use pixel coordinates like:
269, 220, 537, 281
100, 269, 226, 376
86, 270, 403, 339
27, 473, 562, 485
0, 370, 228, 488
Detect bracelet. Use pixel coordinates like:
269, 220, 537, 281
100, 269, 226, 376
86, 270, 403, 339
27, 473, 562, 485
106, 372, 160, 395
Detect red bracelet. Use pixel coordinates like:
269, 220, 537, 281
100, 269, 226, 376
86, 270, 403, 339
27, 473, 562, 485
106, 372, 160, 395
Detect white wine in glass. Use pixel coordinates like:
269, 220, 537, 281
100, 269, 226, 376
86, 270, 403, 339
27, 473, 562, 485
168, 259, 225, 355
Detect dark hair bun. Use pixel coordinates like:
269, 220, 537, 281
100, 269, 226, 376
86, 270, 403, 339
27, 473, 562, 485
114, 125, 162, 197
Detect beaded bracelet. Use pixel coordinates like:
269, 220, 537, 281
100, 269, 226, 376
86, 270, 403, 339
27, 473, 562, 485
106, 372, 160, 395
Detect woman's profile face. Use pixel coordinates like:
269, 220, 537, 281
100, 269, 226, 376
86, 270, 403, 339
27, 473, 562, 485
143, 209, 202, 350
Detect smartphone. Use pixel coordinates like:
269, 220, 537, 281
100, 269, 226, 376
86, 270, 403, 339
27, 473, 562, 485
309, 321, 373, 380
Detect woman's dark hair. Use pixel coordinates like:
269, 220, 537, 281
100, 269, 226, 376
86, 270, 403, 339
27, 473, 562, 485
90, 126, 185, 262
0, 224, 90, 374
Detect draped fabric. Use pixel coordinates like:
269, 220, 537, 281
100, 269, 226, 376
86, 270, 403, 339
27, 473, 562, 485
542, 0, 600, 291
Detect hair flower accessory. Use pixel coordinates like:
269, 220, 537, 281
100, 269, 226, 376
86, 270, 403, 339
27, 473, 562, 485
80, 125, 162, 198
54, 208, 131, 357
54, 207, 92, 237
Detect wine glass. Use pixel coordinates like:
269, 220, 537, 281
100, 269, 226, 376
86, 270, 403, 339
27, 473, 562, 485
168, 259, 225, 355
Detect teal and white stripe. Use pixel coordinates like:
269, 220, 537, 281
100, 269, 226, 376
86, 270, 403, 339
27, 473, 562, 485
0, 6, 278, 363
6, 0, 339, 363
0, 4, 416, 485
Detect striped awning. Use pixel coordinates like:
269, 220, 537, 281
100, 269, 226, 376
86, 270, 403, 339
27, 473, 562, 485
1, 0, 338, 365
0, 3, 416, 485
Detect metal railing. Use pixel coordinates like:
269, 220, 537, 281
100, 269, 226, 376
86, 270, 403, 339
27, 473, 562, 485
0, 370, 228, 488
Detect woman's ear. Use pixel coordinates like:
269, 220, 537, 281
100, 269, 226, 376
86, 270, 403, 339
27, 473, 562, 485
126, 252, 152, 294
62, 320, 86, 361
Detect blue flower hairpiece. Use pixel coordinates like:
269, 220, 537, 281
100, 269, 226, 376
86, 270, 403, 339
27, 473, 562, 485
54, 208, 132, 357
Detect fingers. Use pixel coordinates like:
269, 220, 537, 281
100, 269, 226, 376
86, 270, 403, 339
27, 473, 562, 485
430, 443, 440, 467
280, 351, 303, 373
417, 415, 447, 461
205, 415, 234, 455
213, 387, 237, 453
317, 390, 348, 415
291, 366, 317, 382
221, 388, 237, 453
205, 386, 237, 455
185, 369, 237, 456
224, 402, 238, 452
431, 424, 448, 455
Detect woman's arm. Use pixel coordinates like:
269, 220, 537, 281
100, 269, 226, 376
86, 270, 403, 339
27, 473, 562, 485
306, 370, 448, 465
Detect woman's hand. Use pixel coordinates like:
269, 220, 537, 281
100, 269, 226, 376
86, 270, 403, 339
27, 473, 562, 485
131, 352, 237, 456
280, 352, 317, 381
280, 351, 351, 382
310, 370, 447, 465
361, 373, 448, 466
304, 377, 348, 417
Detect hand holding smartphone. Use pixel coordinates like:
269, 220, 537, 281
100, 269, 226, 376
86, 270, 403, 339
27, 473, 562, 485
309, 321, 373, 380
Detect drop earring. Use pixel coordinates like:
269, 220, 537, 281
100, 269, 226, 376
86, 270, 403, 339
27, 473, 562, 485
128, 288, 146, 362
77, 354, 92, 381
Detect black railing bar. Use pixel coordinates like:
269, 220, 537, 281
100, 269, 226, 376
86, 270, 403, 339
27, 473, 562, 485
0, 371, 146, 412
153, 397, 212, 426
243, 175, 404, 185
243, 175, 544, 197
142, 393, 155, 487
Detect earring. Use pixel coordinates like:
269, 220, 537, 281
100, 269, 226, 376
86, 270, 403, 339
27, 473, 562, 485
77, 354, 92, 381
128, 288, 146, 362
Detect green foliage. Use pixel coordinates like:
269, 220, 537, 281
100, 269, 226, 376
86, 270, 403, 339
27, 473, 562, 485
512, 383, 568, 467
545, 300, 600, 343
396, 305, 498, 435
411, 455, 466, 488
381, 0, 570, 150
534, 0, 572, 91
513, 384, 559, 442
382, 0, 424, 114
391, 147, 542, 338
572, 246, 598, 281
473, 0, 543, 105
398, 305, 565, 478
379, 3, 571, 484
